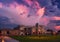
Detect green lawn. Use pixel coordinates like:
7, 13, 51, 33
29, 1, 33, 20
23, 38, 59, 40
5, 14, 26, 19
10, 35, 60, 42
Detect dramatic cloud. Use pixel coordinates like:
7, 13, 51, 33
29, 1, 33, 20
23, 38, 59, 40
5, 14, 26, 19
0, 0, 46, 26
0, 0, 60, 30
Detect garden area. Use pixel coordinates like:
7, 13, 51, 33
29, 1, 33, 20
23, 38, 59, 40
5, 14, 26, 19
10, 35, 60, 42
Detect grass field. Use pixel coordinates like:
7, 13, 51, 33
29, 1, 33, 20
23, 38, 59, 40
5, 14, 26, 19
10, 35, 60, 42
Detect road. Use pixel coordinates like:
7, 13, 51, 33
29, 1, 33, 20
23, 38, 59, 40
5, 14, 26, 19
4, 36, 19, 42
1, 36, 19, 42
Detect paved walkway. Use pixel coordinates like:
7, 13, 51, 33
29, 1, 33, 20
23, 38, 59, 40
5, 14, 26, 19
2, 36, 19, 42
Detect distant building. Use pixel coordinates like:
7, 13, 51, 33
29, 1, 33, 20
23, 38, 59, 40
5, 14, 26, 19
0, 24, 53, 36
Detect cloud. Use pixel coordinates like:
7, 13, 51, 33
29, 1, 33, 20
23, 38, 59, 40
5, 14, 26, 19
0, 0, 46, 26
55, 26, 60, 30
51, 16, 60, 20
39, 16, 50, 26
0, 2, 3, 8
0, 0, 60, 30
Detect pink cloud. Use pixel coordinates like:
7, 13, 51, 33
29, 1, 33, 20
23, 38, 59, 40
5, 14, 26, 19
0, 3, 3, 8
39, 16, 50, 26
55, 26, 60, 30
36, 7, 45, 17
0, 0, 47, 26
24, 0, 33, 6
51, 16, 60, 20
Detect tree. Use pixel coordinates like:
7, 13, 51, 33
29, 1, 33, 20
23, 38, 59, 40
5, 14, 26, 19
47, 29, 53, 35
36, 23, 38, 28
35, 23, 39, 35
57, 30, 60, 34
14, 25, 20, 30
